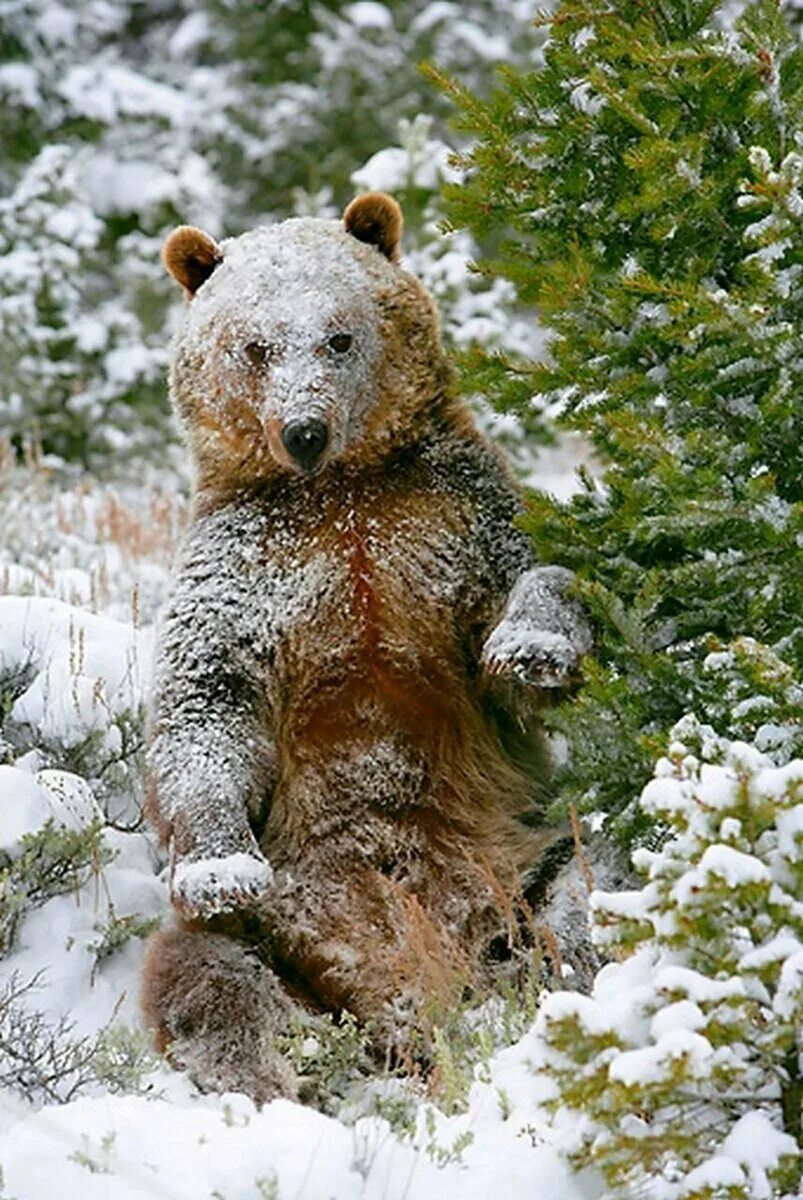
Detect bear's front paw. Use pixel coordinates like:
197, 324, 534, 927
171, 852, 273, 918
482, 625, 581, 688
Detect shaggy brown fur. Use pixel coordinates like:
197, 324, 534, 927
142, 193, 590, 1101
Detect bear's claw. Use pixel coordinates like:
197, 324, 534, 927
170, 852, 273, 918
482, 565, 592, 688
482, 627, 580, 688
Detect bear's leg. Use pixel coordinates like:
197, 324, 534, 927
141, 922, 298, 1104
268, 854, 472, 1066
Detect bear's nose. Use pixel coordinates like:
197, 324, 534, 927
281, 419, 329, 473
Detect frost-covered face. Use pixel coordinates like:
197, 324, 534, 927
163, 193, 449, 484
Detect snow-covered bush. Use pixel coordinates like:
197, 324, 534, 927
0, 145, 172, 464
0, 465, 172, 1110
0, 592, 153, 818
537, 718, 803, 1198
0, 971, 156, 1105
0, 762, 165, 1105
0, 0, 222, 465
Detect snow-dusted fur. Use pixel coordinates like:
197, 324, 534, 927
142, 193, 592, 1103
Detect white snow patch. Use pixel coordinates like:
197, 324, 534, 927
0, 596, 151, 751
346, 2, 393, 30
608, 1030, 714, 1087
721, 1111, 799, 1199
672, 845, 771, 905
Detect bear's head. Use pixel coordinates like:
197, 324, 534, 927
163, 193, 452, 489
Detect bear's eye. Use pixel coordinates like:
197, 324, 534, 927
328, 332, 353, 354
244, 341, 273, 367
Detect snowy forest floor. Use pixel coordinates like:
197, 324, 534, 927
0, 440, 599, 1200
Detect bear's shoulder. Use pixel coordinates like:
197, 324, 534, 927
414, 412, 521, 513
409, 411, 534, 589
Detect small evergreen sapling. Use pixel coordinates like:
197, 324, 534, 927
433, 0, 803, 840
536, 718, 803, 1198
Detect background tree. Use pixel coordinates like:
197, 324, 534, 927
433, 0, 803, 842
0, 0, 544, 466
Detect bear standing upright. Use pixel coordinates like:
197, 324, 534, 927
141, 193, 591, 1102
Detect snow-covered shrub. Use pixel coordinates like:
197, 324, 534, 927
0, 760, 166, 1104
537, 718, 803, 1198
0, 0, 223, 466
0, 972, 156, 1105
0, 144, 174, 465
0, 593, 153, 826
0, 807, 110, 957
0, 459, 172, 1107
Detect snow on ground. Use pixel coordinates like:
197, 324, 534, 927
0, 596, 152, 754
0, 460, 175, 1039
0, 453, 604, 1200
0, 1058, 585, 1200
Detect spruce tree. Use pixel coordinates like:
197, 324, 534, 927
537, 720, 803, 1197
434, 0, 803, 841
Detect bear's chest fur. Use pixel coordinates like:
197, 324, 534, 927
212, 472, 490, 838
237, 472, 481, 690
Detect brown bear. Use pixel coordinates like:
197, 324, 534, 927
141, 192, 591, 1103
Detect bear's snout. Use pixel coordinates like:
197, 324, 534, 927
281, 418, 329, 473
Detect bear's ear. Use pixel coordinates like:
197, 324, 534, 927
162, 226, 222, 298
343, 192, 403, 262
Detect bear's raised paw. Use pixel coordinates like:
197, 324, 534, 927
482, 565, 592, 688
